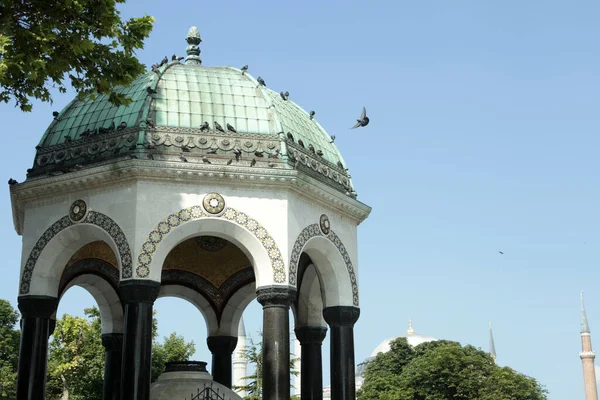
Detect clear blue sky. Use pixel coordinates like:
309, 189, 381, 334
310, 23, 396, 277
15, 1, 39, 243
1, 1, 599, 398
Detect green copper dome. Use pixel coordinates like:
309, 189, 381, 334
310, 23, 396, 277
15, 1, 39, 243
31, 27, 354, 196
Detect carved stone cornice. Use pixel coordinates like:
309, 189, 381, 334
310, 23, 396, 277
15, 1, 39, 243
119, 280, 160, 304
10, 158, 371, 235
17, 296, 58, 318
256, 286, 296, 308
323, 306, 360, 327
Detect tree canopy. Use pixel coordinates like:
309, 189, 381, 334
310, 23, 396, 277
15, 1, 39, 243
0, 0, 154, 111
0, 300, 20, 399
45, 307, 195, 400
357, 338, 548, 400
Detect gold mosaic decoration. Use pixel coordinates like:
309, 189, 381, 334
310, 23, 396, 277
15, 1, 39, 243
69, 199, 87, 222
203, 193, 226, 215
136, 205, 286, 283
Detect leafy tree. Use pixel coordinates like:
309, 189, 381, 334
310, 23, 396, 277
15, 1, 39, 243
358, 338, 548, 400
234, 332, 299, 400
46, 306, 195, 399
46, 308, 104, 400
151, 332, 196, 382
0, 300, 20, 399
0, 0, 154, 111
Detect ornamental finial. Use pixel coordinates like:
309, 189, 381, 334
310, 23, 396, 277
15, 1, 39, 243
407, 318, 415, 334
185, 26, 202, 65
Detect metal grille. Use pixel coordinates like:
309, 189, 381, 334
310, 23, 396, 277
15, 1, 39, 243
185, 382, 232, 400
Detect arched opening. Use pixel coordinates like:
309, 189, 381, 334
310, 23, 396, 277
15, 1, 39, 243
156, 228, 262, 390
45, 241, 123, 399
25, 222, 125, 297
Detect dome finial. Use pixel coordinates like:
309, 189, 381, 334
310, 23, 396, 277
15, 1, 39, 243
185, 26, 202, 65
407, 318, 415, 334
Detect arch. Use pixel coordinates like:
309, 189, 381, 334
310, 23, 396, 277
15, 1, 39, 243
20, 211, 132, 296
158, 285, 219, 336
290, 224, 358, 306
59, 273, 124, 334
219, 282, 256, 337
136, 206, 285, 285
296, 264, 326, 328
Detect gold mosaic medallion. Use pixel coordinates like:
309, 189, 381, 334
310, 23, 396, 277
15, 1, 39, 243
69, 200, 87, 222
203, 193, 225, 215
319, 214, 330, 235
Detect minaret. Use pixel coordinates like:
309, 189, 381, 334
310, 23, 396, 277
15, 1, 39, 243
580, 292, 598, 400
232, 318, 248, 397
489, 322, 497, 363
407, 318, 415, 334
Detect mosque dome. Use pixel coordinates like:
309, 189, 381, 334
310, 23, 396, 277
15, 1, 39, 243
29, 26, 354, 196
355, 319, 437, 379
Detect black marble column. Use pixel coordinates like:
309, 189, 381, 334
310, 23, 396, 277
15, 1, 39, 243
119, 280, 160, 400
206, 336, 238, 388
16, 295, 58, 400
257, 287, 295, 400
323, 307, 360, 400
295, 326, 328, 400
49, 318, 56, 337
102, 333, 123, 400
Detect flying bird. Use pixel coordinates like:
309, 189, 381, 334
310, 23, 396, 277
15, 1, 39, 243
226, 123, 236, 133
309, 111, 315, 120
214, 121, 225, 132
241, 65, 248, 74
257, 77, 266, 86
498, 251, 504, 255
200, 121, 210, 131
351, 107, 369, 129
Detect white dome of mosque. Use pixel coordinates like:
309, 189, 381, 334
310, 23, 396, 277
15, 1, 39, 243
369, 320, 437, 358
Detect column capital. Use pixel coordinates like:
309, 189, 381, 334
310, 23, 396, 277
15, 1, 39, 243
207, 336, 238, 354
256, 286, 296, 308
119, 279, 160, 304
17, 296, 58, 318
295, 326, 327, 345
102, 333, 124, 352
323, 306, 360, 327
